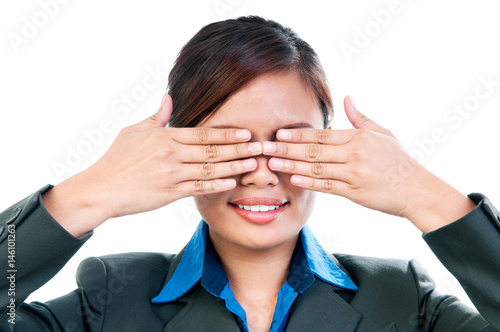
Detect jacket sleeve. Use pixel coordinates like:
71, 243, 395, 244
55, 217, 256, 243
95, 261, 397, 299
0, 185, 94, 331
422, 193, 500, 331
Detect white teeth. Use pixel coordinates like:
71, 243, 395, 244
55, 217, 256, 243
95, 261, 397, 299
236, 204, 283, 212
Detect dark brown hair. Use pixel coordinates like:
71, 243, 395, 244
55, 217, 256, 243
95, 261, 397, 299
167, 16, 333, 129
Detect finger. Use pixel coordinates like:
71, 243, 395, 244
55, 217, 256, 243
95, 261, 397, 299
344, 96, 392, 136
132, 94, 173, 131
289, 175, 351, 195
268, 158, 352, 181
262, 141, 349, 163
276, 128, 354, 145
176, 178, 237, 196
180, 142, 262, 163
169, 127, 252, 145
178, 158, 258, 182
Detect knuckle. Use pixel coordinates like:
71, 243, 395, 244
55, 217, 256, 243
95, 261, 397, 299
149, 128, 166, 143
323, 179, 335, 192
205, 144, 219, 160
295, 130, 303, 141
281, 143, 288, 156
236, 143, 244, 156
149, 112, 162, 123
307, 144, 321, 160
352, 166, 367, 178
196, 128, 209, 143
351, 148, 367, 162
193, 180, 205, 193
160, 146, 174, 159
202, 163, 216, 178
359, 112, 371, 124
224, 129, 231, 142
229, 161, 239, 172
356, 129, 372, 141
312, 162, 324, 176
317, 130, 329, 144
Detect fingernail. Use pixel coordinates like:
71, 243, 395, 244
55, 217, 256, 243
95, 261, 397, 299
277, 129, 292, 140
242, 159, 257, 169
248, 142, 262, 154
269, 158, 283, 169
161, 93, 167, 107
222, 179, 236, 189
291, 176, 305, 186
236, 130, 251, 140
263, 142, 277, 153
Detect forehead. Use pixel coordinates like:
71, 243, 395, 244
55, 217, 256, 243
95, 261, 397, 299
199, 72, 324, 131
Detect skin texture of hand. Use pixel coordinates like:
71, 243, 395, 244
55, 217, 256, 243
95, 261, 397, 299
42, 94, 262, 237
263, 96, 476, 233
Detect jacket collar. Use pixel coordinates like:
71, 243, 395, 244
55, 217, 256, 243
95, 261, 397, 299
162, 275, 360, 332
152, 221, 357, 304
155, 222, 361, 331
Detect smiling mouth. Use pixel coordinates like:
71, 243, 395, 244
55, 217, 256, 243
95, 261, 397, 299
228, 202, 289, 224
229, 203, 287, 212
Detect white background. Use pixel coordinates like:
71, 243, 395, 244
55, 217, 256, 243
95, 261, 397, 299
1, 0, 499, 306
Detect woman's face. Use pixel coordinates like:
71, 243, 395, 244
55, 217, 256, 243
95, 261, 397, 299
194, 72, 324, 251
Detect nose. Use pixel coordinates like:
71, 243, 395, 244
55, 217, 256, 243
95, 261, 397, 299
240, 155, 279, 188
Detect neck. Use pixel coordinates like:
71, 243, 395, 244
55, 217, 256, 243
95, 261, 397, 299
209, 228, 298, 302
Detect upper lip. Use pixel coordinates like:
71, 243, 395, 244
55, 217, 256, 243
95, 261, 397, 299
230, 197, 288, 206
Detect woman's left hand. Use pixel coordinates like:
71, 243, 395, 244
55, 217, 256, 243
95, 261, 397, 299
262, 96, 476, 233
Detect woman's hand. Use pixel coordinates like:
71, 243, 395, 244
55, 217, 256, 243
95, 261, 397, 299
42, 94, 261, 237
262, 96, 476, 233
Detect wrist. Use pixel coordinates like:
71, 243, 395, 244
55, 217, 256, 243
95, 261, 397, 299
41, 171, 110, 238
404, 172, 476, 233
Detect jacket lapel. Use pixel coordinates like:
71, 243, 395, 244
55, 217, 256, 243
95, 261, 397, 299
159, 243, 361, 331
163, 286, 240, 332
285, 278, 361, 332
157, 248, 239, 331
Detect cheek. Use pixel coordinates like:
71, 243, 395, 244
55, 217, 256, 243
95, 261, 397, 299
291, 186, 317, 218
193, 192, 227, 218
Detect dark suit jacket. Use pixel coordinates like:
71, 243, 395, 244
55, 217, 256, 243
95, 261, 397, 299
1, 185, 499, 331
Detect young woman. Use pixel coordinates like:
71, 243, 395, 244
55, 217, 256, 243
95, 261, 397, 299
1, 16, 499, 332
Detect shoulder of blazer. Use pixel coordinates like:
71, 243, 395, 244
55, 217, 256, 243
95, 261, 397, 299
333, 253, 439, 330
334, 253, 435, 293
72, 252, 183, 331
76, 252, 175, 293
334, 254, 436, 312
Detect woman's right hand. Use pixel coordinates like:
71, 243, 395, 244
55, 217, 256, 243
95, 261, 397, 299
42, 94, 261, 237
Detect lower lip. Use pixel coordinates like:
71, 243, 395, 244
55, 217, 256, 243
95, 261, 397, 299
230, 203, 287, 224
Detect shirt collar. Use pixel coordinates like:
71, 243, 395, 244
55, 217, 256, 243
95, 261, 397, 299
151, 220, 357, 303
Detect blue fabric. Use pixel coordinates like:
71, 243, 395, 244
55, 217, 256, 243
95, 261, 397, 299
152, 220, 358, 331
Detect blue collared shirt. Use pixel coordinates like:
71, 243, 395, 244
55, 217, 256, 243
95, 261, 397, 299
152, 221, 358, 332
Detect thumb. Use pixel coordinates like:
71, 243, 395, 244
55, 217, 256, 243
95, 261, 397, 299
344, 95, 390, 135
134, 94, 173, 131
